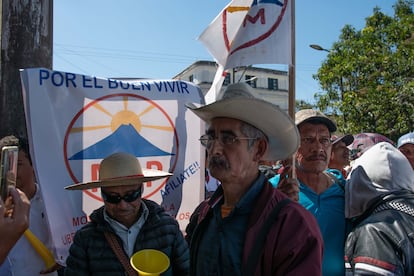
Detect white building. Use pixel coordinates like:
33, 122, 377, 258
173, 60, 289, 112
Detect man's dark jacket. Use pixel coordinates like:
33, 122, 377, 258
186, 181, 323, 276
65, 199, 189, 276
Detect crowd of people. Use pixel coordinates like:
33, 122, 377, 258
1, 82, 414, 275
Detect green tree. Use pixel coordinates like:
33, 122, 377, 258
314, 0, 414, 142
296, 99, 315, 111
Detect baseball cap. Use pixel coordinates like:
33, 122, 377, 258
331, 134, 354, 146
295, 109, 337, 132
397, 132, 414, 148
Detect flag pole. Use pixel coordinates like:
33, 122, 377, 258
288, 0, 295, 121
288, 0, 296, 178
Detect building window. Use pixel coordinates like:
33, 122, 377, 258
246, 75, 257, 88
223, 73, 231, 86
189, 75, 194, 82
268, 78, 278, 90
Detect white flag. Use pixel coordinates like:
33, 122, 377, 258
198, 0, 253, 67
204, 64, 227, 104
199, 0, 292, 69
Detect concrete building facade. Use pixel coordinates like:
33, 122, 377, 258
173, 60, 289, 112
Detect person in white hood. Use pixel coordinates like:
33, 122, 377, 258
344, 142, 414, 275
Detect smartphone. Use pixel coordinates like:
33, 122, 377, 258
0, 146, 19, 201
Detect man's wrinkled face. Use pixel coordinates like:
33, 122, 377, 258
296, 122, 332, 173
206, 118, 260, 184
399, 143, 414, 170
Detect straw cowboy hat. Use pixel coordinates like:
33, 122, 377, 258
65, 152, 172, 190
186, 82, 300, 161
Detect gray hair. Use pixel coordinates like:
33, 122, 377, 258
240, 122, 267, 149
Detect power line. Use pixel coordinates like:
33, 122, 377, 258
53, 43, 207, 64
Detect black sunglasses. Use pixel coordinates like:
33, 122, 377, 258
101, 188, 142, 204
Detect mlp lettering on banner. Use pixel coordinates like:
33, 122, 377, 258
20, 68, 205, 264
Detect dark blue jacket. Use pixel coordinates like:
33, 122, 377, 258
65, 200, 189, 276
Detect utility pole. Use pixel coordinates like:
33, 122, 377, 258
0, 0, 53, 139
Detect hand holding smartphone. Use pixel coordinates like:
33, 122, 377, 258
0, 146, 19, 202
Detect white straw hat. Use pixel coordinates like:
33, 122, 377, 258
186, 83, 299, 161
65, 152, 172, 190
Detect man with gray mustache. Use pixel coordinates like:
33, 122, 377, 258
185, 84, 323, 276
209, 155, 228, 169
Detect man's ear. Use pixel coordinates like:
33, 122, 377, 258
254, 138, 268, 161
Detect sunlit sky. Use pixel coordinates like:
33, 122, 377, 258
53, 0, 398, 102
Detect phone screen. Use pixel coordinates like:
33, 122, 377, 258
0, 146, 19, 201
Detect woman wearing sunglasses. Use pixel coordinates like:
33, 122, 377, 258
64, 152, 189, 276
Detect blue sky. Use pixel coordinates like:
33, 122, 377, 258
53, 0, 398, 103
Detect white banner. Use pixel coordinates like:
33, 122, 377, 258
20, 68, 205, 264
